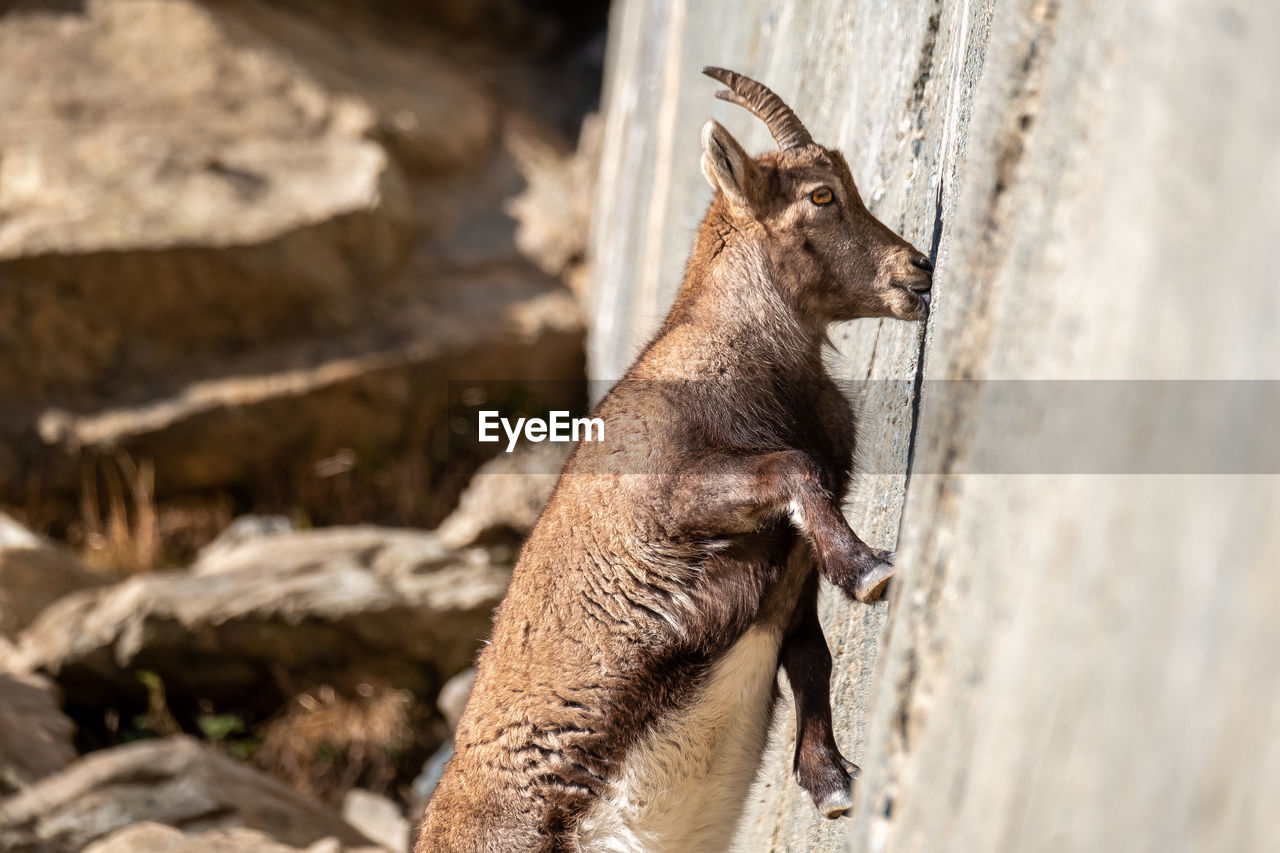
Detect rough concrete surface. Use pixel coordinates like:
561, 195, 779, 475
590, 1, 1279, 850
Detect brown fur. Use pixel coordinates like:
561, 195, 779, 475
416, 69, 931, 852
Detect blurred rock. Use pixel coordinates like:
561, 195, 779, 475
407, 666, 479, 809
360, 0, 560, 49
305, 841, 344, 853
305, 838, 384, 853
506, 114, 603, 302
0, 514, 42, 549
0, 512, 106, 639
409, 665, 476, 807
221, 1, 497, 176
32, 271, 584, 498
435, 668, 477, 728
0, 0, 589, 515
436, 443, 570, 548
83, 822, 381, 853
410, 741, 454, 807
0, 672, 77, 796
0, 736, 374, 852
13, 527, 510, 709
0, 636, 17, 672
0, 0, 419, 400
341, 789, 409, 853
197, 515, 298, 563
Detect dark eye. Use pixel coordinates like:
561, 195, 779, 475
810, 187, 834, 206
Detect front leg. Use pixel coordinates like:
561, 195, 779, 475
675, 450, 893, 602
781, 568, 857, 818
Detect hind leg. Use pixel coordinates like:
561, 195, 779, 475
780, 570, 857, 818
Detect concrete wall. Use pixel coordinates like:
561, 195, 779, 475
589, 0, 1279, 851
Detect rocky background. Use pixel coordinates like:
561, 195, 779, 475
1, 0, 603, 850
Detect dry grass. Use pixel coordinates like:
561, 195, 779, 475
256, 681, 415, 801
21, 430, 479, 574
77, 451, 159, 575
68, 451, 233, 575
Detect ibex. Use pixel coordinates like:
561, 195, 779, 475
416, 68, 933, 852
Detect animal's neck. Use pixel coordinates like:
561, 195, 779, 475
669, 235, 826, 377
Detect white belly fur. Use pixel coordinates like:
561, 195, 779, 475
574, 623, 786, 853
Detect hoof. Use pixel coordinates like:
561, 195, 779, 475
796, 753, 858, 820
818, 786, 853, 819
854, 561, 893, 603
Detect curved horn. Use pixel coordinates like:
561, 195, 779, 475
702, 66, 814, 151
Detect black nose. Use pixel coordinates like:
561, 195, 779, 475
911, 254, 934, 273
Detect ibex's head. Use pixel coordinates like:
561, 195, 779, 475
700, 67, 932, 322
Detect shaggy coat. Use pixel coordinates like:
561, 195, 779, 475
416, 68, 932, 852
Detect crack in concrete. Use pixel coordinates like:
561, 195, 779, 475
902, 180, 947, 488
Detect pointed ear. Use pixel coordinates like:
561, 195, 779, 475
700, 119, 762, 214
